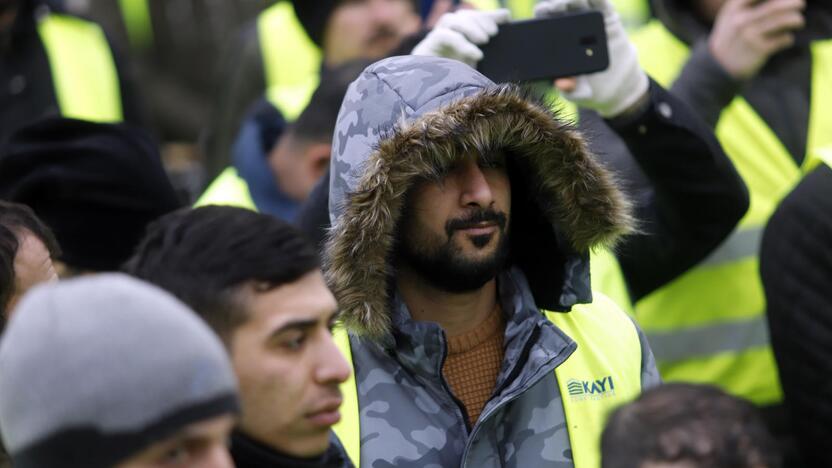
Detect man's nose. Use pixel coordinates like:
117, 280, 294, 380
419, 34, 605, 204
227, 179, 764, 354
205, 444, 235, 468
315, 330, 353, 385
370, 0, 398, 25
457, 159, 495, 208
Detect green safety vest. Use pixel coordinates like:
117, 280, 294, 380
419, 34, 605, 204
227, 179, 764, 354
118, 0, 153, 50
36, 12, 123, 122
592, 20, 832, 405
195, 167, 257, 210
258, 1, 322, 121
332, 292, 645, 468
473, 0, 650, 29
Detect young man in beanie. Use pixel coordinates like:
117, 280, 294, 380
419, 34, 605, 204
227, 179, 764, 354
0, 117, 181, 276
125, 206, 353, 468
0, 274, 240, 468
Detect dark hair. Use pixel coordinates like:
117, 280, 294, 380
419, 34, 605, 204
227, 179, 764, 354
0, 201, 61, 317
123, 206, 320, 341
289, 59, 373, 144
601, 383, 782, 468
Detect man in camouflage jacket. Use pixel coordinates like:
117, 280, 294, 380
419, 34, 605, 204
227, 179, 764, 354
324, 55, 661, 467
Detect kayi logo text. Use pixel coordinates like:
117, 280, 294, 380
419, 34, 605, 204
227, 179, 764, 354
567, 376, 616, 401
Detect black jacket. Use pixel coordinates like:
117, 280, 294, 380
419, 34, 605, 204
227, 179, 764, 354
760, 164, 832, 468
231, 431, 353, 468
297, 81, 749, 303
0, 0, 144, 146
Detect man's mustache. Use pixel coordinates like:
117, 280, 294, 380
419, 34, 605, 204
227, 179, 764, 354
446, 209, 507, 236
366, 27, 398, 46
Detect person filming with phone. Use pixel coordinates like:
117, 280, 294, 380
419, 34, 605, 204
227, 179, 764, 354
411, 1, 750, 325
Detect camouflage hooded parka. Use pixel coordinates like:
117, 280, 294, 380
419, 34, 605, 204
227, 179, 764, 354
324, 56, 660, 468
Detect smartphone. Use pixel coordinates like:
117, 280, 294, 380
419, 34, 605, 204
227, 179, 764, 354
477, 11, 609, 83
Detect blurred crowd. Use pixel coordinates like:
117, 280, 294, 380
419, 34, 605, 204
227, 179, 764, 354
0, 0, 830, 467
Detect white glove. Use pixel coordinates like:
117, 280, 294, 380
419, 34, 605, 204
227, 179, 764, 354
412, 9, 512, 68
535, 0, 648, 118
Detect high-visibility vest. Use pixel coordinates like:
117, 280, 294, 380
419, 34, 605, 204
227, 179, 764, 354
333, 292, 644, 468
472, 0, 649, 30
195, 167, 257, 210
258, 2, 322, 121
36, 11, 123, 122
117, 0, 153, 50
592, 20, 832, 405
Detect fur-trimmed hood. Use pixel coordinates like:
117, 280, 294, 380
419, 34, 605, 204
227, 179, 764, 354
325, 56, 633, 340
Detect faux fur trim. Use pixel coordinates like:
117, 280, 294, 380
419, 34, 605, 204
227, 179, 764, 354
325, 84, 634, 340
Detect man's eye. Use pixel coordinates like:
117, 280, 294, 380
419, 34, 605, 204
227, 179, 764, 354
280, 332, 307, 351
159, 445, 189, 465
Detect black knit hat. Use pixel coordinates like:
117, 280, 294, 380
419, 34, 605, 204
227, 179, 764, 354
292, 0, 418, 47
292, 0, 339, 46
0, 118, 182, 272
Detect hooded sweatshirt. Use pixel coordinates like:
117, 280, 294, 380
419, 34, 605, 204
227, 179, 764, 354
323, 55, 660, 467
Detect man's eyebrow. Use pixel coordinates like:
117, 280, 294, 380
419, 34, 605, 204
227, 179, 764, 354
268, 317, 330, 341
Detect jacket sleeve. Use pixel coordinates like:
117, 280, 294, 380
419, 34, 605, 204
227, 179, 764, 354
632, 317, 661, 389
579, 80, 749, 302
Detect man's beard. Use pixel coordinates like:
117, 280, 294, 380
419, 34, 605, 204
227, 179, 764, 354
397, 208, 510, 293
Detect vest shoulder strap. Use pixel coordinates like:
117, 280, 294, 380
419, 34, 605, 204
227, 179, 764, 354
332, 328, 360, 466
37, 12, 123, 122
258, 2, 322, 121
546, 293, 644, 468
195, 167, 257, 211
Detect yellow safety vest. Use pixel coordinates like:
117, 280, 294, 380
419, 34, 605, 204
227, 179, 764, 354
36, 12, 123, 122
118, 0, 153, 50
195, 167, 257, 210
258, 2, 322, 121
471, 0, 649, 30
333, 292, 644, 468
592, 20, 832, 405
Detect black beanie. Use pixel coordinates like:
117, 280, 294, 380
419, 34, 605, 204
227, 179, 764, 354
292, 0, 418, 47
292, 0, 339, 46
0, 118, 182, 272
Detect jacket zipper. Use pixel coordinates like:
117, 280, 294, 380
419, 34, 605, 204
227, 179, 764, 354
460, 327, 576, 468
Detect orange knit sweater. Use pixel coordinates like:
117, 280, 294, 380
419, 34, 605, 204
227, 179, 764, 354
442, 305, 506, 424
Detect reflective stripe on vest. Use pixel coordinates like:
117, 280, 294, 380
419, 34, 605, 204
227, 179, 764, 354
259, 2, 322, 121
813, 146, 832, 168
118, 0, 153, 50
332, 292, 643, 468
591, 21, 832, 404
37, 13, 123, 122
195, 167, 257, 210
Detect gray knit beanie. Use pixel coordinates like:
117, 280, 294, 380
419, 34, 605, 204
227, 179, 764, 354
0, 273, 239, 468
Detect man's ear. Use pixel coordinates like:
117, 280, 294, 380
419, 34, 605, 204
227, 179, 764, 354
304, 142, 332, 178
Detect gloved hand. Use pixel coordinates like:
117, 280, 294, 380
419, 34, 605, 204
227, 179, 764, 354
412, 9, 512, 68
534, 0, 648, 118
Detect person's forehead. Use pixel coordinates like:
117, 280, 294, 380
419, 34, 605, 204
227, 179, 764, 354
245, 271, 337, 324
14, 230, 51, 267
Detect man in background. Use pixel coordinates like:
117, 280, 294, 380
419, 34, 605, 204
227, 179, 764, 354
125, 206, 353, 467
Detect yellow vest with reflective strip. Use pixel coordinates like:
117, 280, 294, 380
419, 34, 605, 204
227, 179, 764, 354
36, 12, 123, 122
258, 2, 322, 121
333, 292, 644, 468
195, 167, 257, 210
592, 20, 832, 405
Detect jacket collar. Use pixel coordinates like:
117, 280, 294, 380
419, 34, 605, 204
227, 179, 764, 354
379, 267, 575, 399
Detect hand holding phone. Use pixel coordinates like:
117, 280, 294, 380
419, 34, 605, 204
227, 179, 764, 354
476, 12, 610, 83
534, 0, 649, 117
